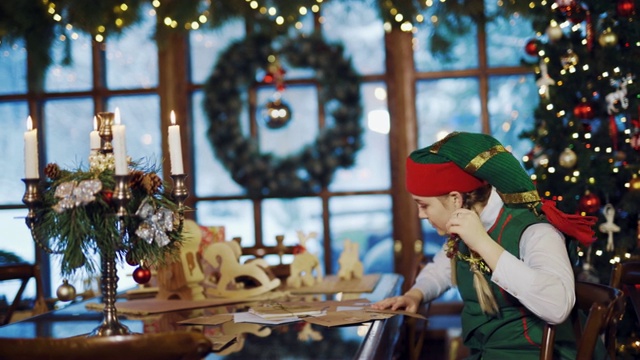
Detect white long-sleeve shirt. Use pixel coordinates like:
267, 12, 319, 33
410, 189, 576, 324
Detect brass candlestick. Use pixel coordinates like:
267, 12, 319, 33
97, 112, 114, 154
21, 178, 41, 228
113, 175, 132, 218
171, 174, 188, 229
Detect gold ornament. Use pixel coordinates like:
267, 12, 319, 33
559, 148, 577, 168
546, 22, 563, 41
560, 50, 579, 69
56, 279, 77, 302
262, 98, 292, 129
598, 28, 618, 47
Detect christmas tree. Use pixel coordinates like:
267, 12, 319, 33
519, 1, 640, 356
520, 0, 640, 281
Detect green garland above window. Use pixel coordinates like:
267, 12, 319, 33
202, 33, 363, 197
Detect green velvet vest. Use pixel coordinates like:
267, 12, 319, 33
456, 206, 578, 359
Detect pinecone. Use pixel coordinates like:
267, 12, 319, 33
142, 173, 163, 194
44, 163, 61, 180
128, 170, 145, 190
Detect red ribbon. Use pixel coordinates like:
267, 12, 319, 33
609, 115, 618, 151
540, 199, 597, 246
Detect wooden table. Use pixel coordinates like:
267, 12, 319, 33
0, 274, 403, 359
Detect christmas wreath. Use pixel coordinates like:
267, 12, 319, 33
202, 33, 363, 197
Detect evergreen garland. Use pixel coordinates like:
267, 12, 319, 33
202, 32, 363, 197
34, 158, 182, 277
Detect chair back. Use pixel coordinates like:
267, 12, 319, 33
0, 263, 48, 325
540, 281, 623, 360
0, 331, 213, 360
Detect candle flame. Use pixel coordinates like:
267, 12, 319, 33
170, 110, 176, 125
26, 116, 33, 131
93, 116, 98, 131
115, 107, 121, 125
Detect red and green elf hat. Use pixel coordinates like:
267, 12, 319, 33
406, 132, 597, 246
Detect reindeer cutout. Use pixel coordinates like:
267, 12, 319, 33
337, 239, 364, 280
606, 75, 632, 114
207, 321, 271, 356
202, 239, 280, 298
286, 231, 323, 288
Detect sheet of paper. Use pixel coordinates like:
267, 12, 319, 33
210, 334, 237, 351
233, 311, 302, 325
365, 308, 427, 320
177, 313, 234, 325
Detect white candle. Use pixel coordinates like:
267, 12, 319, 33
90, 116, 101, 151
112, 108, 128, 175
24, 116, 39, 179
168, 110, 184, 175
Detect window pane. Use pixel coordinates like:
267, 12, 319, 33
488, 75, 538, 161
195, 200, 255, 247
331, 82, 390, 191
0, 41, 27, 95
45, 31, 92, 92
0, 102, 29, 203
190, 19, 246, 85
329, 195, 392, 274
43, 99, 95, 169
107, 95, 162, 167
414, 11, 478, 71
0, 210, 36, 300
485, 0, 534, 67
321, 0, 385, 75
106, 7, 158, 90
257, 85, 318, 156
261, 197, 323, 270
415, 78, 482, 148
192, 91, 244, 196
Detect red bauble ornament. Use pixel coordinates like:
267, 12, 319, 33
133, 266, 152, 284
126, 251, 138, 266
579, 191, 601, 214
102, 190, 113, 204
618, 0, 635, 16
525, 39, 539, 56
573, 100, 595, 120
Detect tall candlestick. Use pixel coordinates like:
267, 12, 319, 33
90, 116, 101, 151
24, 116, 39, 179
112, 108, 128, 175
168, 110, 184, 175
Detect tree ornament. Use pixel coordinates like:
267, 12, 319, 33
262, 97, 292, 129
598, 28, 618, 48
546, 22, 563, 42
617, 0, 635, 17
555, 0, 576, 13
579, 190, 601, 214
599, 203, 620, 251
631, 132, 640, 151
629, 175, 640, 191
533, 153, 550, 168
559, 148, 577, 168
573, 99, 595, 120
56, 279, 76, 302
524, 39, 539, 56
560, 49, 579, 69
101, 189, 113, 205
605, 75, 630, 115
536, 61, 556, 100
133, 266, 152, 284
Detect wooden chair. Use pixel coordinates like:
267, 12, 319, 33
0, 331, 213, 360
609, 261, 640, 356
540, 281, 624, 360
0, 263, 48, 325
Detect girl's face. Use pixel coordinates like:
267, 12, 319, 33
412, 192, 459, 236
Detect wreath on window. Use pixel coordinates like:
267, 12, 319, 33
202, 33, 363, 197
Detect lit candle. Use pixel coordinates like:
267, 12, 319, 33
90, 116, 101, 151
23, 116, 39, 179
168, 110, 184, 175
111, 108, 128, 175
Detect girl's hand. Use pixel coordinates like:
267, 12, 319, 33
371, 290, 422, 313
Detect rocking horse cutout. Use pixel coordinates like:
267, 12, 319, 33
202, 238, 281, 298
286, 231, 323, 288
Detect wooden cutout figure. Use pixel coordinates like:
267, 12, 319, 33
209, 321, 271, 356
202, 239, 281, 298
297, 323, 323, 342
337, 239, 363, 280
156, 220, 206, 300
286, 231, 323, 288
